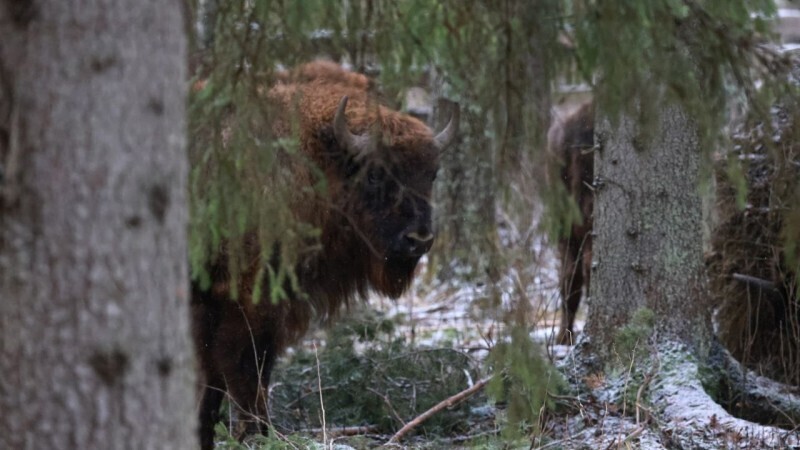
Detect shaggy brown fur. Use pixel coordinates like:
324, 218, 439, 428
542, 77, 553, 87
274, 60, 372, 90
548, 101, 595, 345
191, 61, 457, 450
707, 101, 799, 386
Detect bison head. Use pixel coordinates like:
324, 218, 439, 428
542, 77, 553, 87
329, 96, 459, 298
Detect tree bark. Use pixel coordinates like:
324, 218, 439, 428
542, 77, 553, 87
0, 1, 196, 448
585, 103, 711, 358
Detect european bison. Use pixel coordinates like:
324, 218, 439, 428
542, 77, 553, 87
547, 100, 594, 345
191, 61, 459, 449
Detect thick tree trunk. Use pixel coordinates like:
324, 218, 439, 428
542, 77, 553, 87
0, 1, 196, 448
586, 104, 710, 357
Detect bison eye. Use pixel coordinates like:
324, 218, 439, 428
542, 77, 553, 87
366, 167, 382, 186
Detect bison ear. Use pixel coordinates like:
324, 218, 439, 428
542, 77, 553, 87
433, 100, 460, 150
334, 96, 374, 158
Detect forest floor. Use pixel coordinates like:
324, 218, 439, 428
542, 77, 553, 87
208, 207, 800, 449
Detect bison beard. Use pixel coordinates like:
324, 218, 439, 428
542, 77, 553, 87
191, 61, 458, 450
548, 100, 594, 345
376, 256, 421, 298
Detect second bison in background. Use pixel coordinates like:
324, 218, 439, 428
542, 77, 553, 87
191, 61, 459, 449
548, 101, 595, 345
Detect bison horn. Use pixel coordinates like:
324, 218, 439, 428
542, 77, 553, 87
334, 96, 372, 156
731, 273, 783, 297
433, 102, 460, 150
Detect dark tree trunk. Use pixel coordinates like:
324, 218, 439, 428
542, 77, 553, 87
0, 1, 196, 448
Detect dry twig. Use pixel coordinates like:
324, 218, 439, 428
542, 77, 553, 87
387, 376, 492, 444
305, 425, 379, 437
313, 342, 328, 447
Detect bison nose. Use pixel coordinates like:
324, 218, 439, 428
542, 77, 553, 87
398, 229, 434, 257
406, 230, 434, 244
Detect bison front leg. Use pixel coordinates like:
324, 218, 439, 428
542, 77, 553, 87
557, 238, 586, 345
221, 335, 278, 441
198, 378, 225, 450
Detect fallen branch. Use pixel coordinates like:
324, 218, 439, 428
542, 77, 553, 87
305, 425, 379, 437
387, 376, 492, 444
